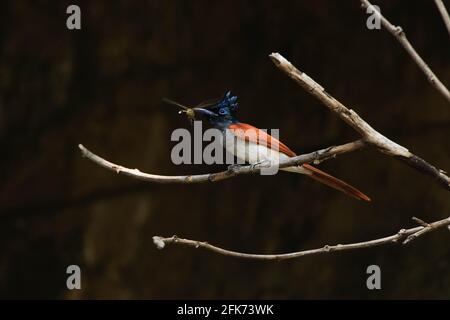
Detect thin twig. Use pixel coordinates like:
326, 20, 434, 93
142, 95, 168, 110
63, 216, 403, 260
269, 53, 450, 190
152, 216, 450, 260
434, 0, 450, 38
411, 216, 429, 228
78, 140, 365, 184
360, 0, 450, 104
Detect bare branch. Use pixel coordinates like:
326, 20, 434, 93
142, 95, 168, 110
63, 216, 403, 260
78, 140, 365, 184
360, 0, 450, 104
153, 216, 450, 260
269, 53, 450, 190
434, 0, 450, 38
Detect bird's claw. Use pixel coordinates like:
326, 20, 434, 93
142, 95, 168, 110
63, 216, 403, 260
250, 160, 271, 171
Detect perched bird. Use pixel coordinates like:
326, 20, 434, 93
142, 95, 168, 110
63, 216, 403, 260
184, 91, 370, 201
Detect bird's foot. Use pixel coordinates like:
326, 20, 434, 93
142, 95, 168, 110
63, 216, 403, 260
250, 160, 271, 171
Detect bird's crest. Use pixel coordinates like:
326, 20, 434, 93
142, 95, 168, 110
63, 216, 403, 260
217, 91, 238, 111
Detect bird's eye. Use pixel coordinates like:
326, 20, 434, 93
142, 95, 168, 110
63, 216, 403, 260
218, 108, 227, 115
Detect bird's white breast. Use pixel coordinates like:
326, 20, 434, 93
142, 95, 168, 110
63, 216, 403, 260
222, 129, 307, 174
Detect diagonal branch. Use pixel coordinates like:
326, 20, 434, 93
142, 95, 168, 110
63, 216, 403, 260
152, 216, 450, 260
434, 0, 450, 38
269, 53, 450, 190
360, 0, 450, 105
78, 140, 365, 184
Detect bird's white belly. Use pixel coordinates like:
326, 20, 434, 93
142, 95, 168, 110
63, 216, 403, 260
223, 130, 307, 173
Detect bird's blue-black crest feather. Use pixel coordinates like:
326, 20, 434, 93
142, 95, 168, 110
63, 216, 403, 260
217, 91, 238, 111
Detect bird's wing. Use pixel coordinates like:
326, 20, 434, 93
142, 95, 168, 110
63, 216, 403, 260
228, 122, 297, 157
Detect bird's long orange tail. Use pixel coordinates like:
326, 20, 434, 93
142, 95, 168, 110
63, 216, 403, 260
302, 164, 371, 202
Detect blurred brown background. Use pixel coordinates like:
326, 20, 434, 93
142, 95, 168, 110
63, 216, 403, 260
0, 0, 449, 299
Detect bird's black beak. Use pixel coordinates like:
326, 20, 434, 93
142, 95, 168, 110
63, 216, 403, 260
192, 107, 216, 117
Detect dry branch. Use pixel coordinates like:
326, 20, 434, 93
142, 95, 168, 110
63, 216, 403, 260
269, 53, 450, 190
360, 0, 450, 104
153, 216, 450, 260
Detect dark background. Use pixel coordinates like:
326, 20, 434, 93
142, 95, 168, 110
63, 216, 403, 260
0, 0, 449, 299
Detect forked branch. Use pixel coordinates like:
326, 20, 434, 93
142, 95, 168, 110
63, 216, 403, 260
269, 53, 450, 190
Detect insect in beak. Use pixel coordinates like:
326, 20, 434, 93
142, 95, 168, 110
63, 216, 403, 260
162, 98, 196, 122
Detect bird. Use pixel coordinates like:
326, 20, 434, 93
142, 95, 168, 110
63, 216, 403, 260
171, 91, 370, 201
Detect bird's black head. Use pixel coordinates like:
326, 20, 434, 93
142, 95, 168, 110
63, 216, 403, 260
193, 91, 239, 129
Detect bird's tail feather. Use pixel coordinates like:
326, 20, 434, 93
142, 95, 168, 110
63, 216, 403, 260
301, 164, 371, 202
